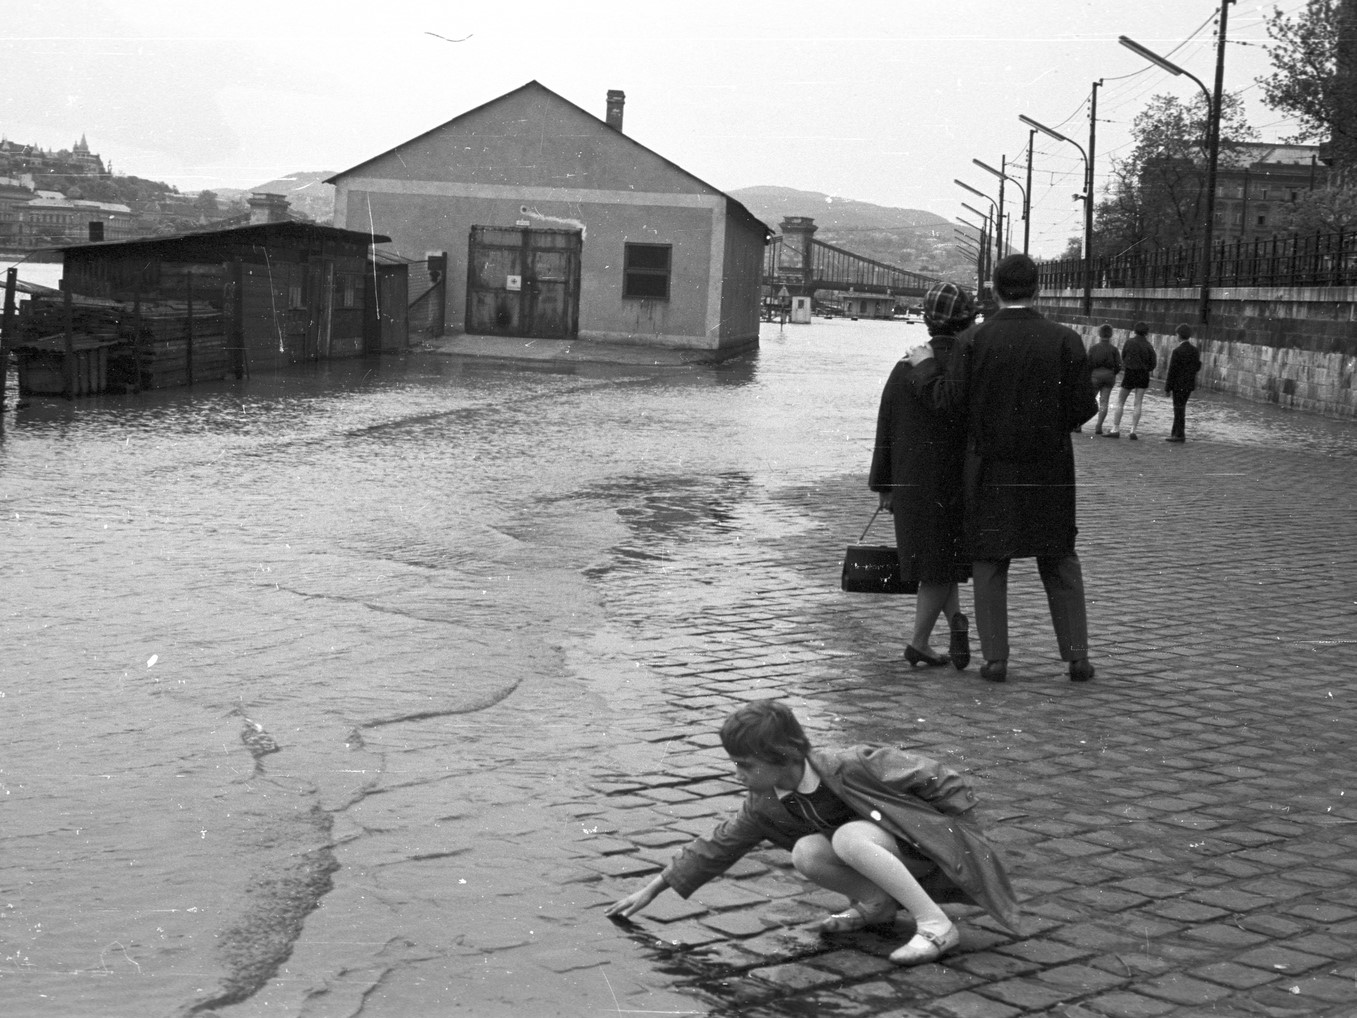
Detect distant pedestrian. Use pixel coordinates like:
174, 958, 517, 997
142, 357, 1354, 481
1087, 324, 1122, 435
869, 281, 974, 670
906, 254, 1097, 683
1107, 322, 1157, 440
605, 699, 1022, 965
1164, 322, 1203, 443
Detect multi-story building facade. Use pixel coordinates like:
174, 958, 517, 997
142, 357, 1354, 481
1211, 142, 1327, 243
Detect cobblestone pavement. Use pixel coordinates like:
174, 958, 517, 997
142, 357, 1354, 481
569, 430, 1357, 1017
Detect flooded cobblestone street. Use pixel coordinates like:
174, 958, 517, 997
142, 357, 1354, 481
2, 318, 1355, 1017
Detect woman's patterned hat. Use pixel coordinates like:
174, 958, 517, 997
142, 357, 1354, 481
923, 282, 977, 330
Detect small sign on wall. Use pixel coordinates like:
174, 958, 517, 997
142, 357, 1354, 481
505, 275, 522, 291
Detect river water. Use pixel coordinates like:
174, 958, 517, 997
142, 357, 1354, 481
0, 317, 1351, 1017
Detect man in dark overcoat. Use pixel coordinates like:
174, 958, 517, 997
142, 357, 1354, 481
1164, 322, 1203, 443
907, 254, 1097, 683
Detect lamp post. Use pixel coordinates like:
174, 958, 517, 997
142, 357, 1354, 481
1119, 10, 1231, 324
953, 229, 981, 259
974, 157, 1029, 255
960, 202, 994, 291
1020, 113, 1092, 316
957, 215, 988, 295
960, 179, 1004, 267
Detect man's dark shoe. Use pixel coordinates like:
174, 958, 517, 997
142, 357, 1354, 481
1165, 436, 1185, 443
1069, 659, 1095, 682
979, 660, 1007, 683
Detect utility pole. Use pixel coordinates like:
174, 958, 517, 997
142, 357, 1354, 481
1085, 81, 1101, 317
995, 159, 1006, 262
1024, 129, 1035, 255
1200, 0, 1233, 325
1333, 0, 1357, 173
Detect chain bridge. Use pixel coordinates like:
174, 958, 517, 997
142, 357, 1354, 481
762, 216, 941, 299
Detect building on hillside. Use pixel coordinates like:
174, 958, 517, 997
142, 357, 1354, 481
0, 135, 108, 178
50, 218, 404, 382
327, 80, 770, 357
17, 194, 136, 245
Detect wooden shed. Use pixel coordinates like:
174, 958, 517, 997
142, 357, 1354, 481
50, 221, 400, 383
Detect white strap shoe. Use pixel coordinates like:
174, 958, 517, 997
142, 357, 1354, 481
889, 923, 960, 965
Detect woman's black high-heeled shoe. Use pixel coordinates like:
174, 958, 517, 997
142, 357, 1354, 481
905, 645, 950, 667
948, 613, 971, 671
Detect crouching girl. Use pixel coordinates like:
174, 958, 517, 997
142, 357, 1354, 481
605, 699, 1022, 965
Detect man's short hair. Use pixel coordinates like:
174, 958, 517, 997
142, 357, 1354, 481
1133, 321, 1150, 335
1098, 324, 1113, 339
720, 699, 811, 765
993, 254, 1039, 301
1175, 323, 1193, 340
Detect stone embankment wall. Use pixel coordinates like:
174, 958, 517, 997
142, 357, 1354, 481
1038, 287, 1357, 419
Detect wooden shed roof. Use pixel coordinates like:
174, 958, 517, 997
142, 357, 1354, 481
50, 220, 391, 257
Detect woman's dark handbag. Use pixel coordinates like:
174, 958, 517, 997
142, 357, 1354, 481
841, 508, 917, 594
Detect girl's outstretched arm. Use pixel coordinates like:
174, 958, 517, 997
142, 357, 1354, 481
605, 874, 667, 918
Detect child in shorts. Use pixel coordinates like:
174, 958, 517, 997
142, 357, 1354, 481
605, 699, 1021, 965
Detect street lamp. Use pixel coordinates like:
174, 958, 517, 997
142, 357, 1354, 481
957, 212, 990, 295
1020, 113, 1093, 315
974, 157, 1029, 255
956, 179, 1001, 263
1119, 21, 1230, 325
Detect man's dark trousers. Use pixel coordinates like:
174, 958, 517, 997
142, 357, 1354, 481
973, 554, 1089, 663
1170, 391, 1190, 439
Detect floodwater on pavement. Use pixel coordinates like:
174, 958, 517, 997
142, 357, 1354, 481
0, 317, 1350, 1017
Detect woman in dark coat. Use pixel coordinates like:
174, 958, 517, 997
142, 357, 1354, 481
869, 282, 975, 669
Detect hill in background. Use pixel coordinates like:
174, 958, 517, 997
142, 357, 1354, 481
215, 171, 336, 225
198, 177, 977, 277
730, 186, 974, 278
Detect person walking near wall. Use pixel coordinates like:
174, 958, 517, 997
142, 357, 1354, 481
906, 254, 1098, 684
1164, 323, 1203, 443
1087, 324, 1122, 435
1107, 322, 1157, 440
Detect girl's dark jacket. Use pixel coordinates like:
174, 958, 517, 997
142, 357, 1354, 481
659, 745, 1023, 933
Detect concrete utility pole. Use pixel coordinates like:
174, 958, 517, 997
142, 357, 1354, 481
1202, 0, 1232, 325
1334, 0, 1357, 174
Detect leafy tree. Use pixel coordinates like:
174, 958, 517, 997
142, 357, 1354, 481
1273, 178, 1357, 232
1258, 0, 1357, 172
1092, 92, 1256, 255
193, 190, 220, 214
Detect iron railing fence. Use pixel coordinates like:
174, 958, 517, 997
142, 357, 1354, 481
1037, 230, 1357, 291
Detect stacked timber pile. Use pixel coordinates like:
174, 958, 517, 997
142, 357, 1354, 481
134, 301, 230, 389
12, 295, 234, 392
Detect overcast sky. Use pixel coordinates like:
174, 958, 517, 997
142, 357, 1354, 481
2, 0, 1299, 258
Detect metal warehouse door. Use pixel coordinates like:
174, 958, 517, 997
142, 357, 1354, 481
466, 226, 581, 339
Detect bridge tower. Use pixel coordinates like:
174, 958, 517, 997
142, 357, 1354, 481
777, 216, 818, 296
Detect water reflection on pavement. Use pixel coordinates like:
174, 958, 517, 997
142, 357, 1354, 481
0, 318, 1350, 1017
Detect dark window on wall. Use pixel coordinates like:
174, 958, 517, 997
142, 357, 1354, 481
623, 243, 671, 299
336, 273, 359, 308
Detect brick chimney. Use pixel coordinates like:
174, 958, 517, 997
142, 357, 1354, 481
605, 90, 625, 132
247, 192, 290, 224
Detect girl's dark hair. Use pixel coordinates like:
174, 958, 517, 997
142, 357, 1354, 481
720, 699, 811, 765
